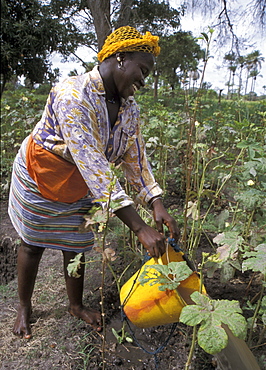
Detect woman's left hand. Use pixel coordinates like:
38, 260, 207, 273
151, 198, 180, 241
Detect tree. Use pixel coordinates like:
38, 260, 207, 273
156, 32, 204, 91
223, 52, 237, 98
244, 50, 265, 95
86, 0, 111, 50
249, 69, 262, 97
85, 0, 183, 50
236, 55, 246, 97
184, 0, 265, 47
0, 0, 87, 95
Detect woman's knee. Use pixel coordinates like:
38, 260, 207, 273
20, 239, 44, 256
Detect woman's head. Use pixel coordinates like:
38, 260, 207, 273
98, 27, 160, 100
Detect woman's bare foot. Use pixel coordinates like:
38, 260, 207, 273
13, 305, 32, 339
68, 305, 102, 332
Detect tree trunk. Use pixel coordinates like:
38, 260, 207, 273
0, 75, 7, 98
116, 0, 134, 28
238, 66, 243, 97
153, 70, 159, 99
87, 0, 111, 51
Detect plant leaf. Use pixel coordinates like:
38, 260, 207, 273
213, 231, 243, 258
67, 253, 83, 278
138, 261, 193, 291
198, 322, 228, 354
179, 292, 247, 354
242, 244, 266, 275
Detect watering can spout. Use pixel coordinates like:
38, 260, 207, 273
215, 325, 260, 370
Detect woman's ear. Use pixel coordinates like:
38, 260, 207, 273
116, 52, 126, 62
116, 52, 126, 70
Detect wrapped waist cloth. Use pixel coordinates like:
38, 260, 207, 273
8, 136, 94, 252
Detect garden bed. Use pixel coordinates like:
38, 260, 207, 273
0, 200, 265, 369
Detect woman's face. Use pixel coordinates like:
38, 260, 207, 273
114, 52, 155, 99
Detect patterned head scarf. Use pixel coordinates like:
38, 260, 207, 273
97, 26, 160, 63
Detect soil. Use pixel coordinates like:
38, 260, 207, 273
0, 200, 265, 370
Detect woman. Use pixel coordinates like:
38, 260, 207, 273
8, 26, 179, 338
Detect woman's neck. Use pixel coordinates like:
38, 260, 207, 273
99, 62, 120, 104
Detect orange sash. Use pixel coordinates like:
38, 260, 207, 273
26, 135, 88, 203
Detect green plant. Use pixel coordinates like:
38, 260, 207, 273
179, 291, 247, 354
78, 332, 97, 370
1, 90, 44, 197
242, 243, 266, 346
111, 327, 133, 344
137, 249, 247, 365
139, 260, 193, 291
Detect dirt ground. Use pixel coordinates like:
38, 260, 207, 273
0, 200, 265, 370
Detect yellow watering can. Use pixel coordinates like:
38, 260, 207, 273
120, 243, 206, 328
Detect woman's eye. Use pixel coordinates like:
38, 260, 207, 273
141, 69, 148, 77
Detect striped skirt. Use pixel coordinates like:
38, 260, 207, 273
8, 136, 94, 252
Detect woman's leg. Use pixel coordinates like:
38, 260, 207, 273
62, 251, 102, 331
13, 240, 44, 339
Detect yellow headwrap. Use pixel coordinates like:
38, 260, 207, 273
97, 26, 160, 63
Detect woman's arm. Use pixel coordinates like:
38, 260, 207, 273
114, 205, 166, 258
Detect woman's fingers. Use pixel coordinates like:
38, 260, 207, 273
136, 226, 166, 258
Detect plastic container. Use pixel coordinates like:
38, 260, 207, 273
120, 245, 206, 328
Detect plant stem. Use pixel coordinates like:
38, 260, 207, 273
185, 325, 198, 370
247, 282, 265, 347
185, 253, 207, 369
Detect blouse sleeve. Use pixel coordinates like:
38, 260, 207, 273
120, 127, 163, 206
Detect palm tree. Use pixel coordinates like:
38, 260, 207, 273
236, 55, 246, 97
244, 50, 265, 95
223, 52, 237, 98
249, 69, 262, 99
229, 65, 237, 96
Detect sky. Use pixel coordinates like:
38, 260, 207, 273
52, 0, 266, 95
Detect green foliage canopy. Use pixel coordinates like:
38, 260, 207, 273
157, 31, 205, 89
0, 0, 87, 92
119, 0, 183, 35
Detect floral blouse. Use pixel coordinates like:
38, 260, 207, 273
32, 66, 162, 211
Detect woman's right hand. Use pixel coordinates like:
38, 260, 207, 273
115, 205, 166, 258
135, 224, 166, 258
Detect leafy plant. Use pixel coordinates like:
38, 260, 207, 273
111, 327, 133, 344
67, 253, 83, 278
242, 243, 266, 275
179, 291, 247, 354
242, 243, 266, 346
139, 261, 193, 291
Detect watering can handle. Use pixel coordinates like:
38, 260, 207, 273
153, 238, 181, 265
167, 237, 197, 271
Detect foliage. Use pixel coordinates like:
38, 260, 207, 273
157, 32, 205, 89
242, 244, 266, 276
67, 253, 83, 278
111, 327, 133, 344
138, 261, 193, 291
0, 90, 45, 197
180, 291, 247, 354
123, 0, 183, 35
0, 0, 88, 92
1, 66, 265, 366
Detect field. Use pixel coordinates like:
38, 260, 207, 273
1, 86, 266, 369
